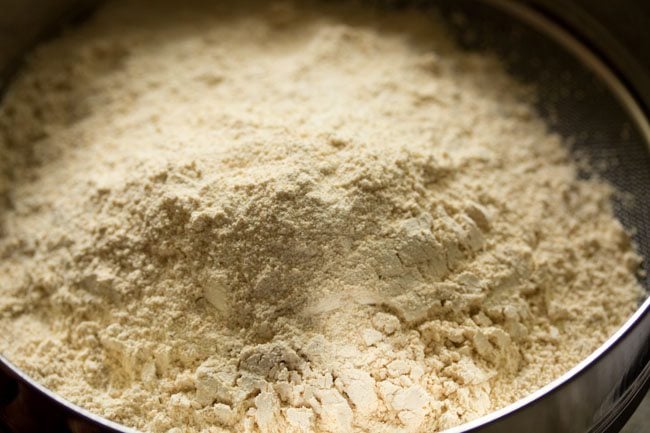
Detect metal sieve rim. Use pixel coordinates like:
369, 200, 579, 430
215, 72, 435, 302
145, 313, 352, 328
441, 0, 650, 431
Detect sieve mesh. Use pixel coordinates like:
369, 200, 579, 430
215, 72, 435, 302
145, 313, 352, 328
428, 0, 650, 298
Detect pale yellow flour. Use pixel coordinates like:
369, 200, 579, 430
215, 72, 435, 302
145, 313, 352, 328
0, 1, 643, 433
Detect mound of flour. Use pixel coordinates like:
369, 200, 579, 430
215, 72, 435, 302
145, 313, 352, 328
0, 1, 642, 432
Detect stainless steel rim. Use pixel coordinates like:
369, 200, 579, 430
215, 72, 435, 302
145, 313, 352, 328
443, 0, 650, 430
0, 353, 139, 432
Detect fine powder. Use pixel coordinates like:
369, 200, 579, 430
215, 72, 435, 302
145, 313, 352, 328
0, 1, 644, 432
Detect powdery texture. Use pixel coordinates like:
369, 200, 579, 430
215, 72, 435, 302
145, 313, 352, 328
0, 1, 643, 433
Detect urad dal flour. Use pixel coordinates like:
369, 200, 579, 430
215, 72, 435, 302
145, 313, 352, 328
0, 1, 644, 432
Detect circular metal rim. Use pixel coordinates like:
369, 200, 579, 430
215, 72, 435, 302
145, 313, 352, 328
0, 353, 139, 433
0, 1, 648, 432
443, 0, 650, 431
442, 299, 650, 433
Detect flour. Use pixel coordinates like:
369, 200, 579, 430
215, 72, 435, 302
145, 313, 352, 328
0, 1, 643, 432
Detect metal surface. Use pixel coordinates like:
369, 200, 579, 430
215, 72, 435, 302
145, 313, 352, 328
621, 392, 650, 433
0, 0, 649, 432
0, 0, 97, 90
437, 1, 650, 431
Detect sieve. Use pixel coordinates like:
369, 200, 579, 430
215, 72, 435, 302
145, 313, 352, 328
0, 0, 648, 432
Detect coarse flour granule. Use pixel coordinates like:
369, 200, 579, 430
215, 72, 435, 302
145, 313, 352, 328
0, 1, 644, 432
